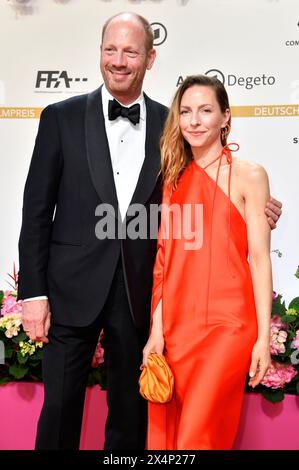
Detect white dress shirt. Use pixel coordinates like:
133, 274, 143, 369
101, 84, 146, 221
24, 85, 147, 302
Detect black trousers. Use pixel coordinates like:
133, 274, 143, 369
35, 260, 148, 450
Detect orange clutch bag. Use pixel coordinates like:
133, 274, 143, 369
139, 353, 174, 404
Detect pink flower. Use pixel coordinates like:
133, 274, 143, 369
272, 291, 278, 300
261, 361, 297, 389
270, 328, 288, 354
91, 334, 104, 368
293, 330, 299, 350
270, 315, 286, 330
270, 316, 288, 355
1, 291, 22, 316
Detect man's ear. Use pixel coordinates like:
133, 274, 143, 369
147, 48, 156, 70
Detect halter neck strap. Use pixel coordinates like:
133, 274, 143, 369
202, 143, 240, 170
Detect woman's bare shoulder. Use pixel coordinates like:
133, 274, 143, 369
233, 157, 269, 184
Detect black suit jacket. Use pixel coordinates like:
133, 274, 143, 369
18, 86, 168, 330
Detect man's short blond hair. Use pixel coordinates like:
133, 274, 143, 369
101, 12, 154, 52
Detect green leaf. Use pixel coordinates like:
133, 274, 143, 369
292, 373, 299, 383
17, 351, 28, 364
5, 347, 14, 359
272, 296, 286, 316
31, 349, 43, 361
0, 291, 4, 307
28, 359, 42, 369
9, 364, 29, 379
272, 352, 289, 363
288, 297, 299, 311
0, 377, 11, 385
287, 331, 295, 340
0, 332, 6, 343
11, 332, 27, 344
18, 331, 27, 340
87, 366, 107, 389
262, 389, 284, 403
281, 315, 297, 324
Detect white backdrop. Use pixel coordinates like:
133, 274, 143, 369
0, 0, 298, 302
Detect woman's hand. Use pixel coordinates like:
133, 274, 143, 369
248, 338, 271, 388
142, 332, 165, 367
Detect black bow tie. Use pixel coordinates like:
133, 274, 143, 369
108, 99, 140, 125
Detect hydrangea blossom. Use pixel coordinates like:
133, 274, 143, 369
261, 361, 297, 389
1, 291, 22, 316
270, 316, 288, 355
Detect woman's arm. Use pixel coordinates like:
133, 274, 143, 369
142, 187, 172, 366
142, 299, 164, 366
244, 162, 272, 387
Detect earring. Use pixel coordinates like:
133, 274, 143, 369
221, 124, 230, 140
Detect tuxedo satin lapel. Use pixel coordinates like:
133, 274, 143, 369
127, 94, 162, 215
85, 86, 119, 220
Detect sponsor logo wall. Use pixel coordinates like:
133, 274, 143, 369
0, 0, 298, 301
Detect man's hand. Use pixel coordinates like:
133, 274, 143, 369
21, 300, 51, 343
265, 197, 282, 230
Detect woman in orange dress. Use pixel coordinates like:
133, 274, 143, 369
143, 75, 272, 450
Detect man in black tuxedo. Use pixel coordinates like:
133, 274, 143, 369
18, 12, 282, 450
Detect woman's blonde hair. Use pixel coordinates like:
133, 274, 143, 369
160, 75, 231, 191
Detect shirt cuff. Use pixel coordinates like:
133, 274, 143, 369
22, 296, 48, 302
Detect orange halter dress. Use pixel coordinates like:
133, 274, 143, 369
147, 145, 258, 450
